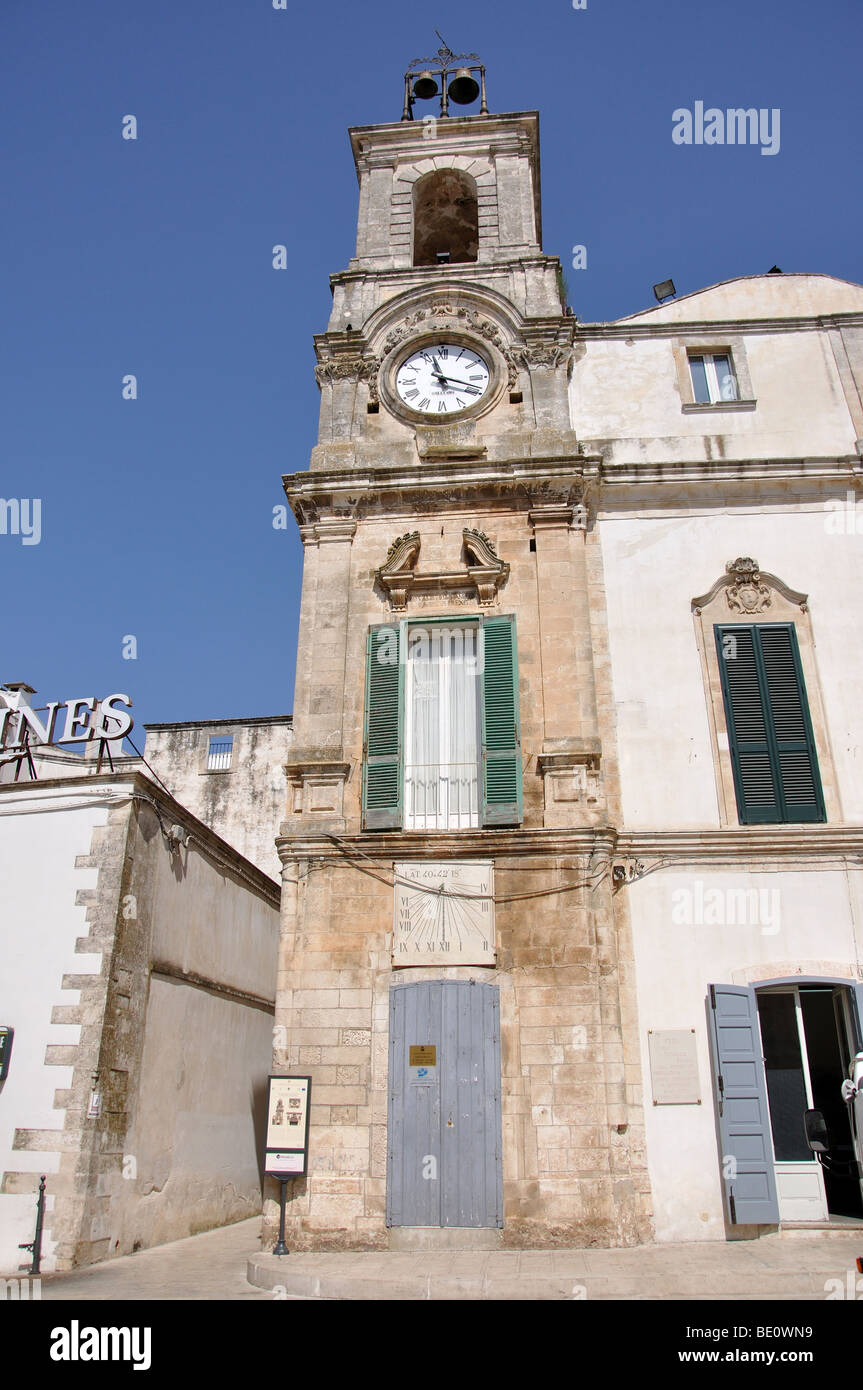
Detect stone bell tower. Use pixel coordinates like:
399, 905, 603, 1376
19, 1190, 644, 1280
269, 48, 652, 1250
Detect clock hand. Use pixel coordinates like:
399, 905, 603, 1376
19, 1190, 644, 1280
439, 376, 482, 393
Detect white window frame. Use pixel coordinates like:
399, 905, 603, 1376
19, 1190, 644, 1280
672, 335, 756, 412
403, 621, 482, 832
688, 350, 739, 403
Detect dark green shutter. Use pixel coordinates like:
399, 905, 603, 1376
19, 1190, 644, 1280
481, 614, 522, 826
715, 623, 824, 825
362, 624, 403, 829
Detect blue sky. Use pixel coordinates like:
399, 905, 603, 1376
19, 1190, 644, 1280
2, 0, 860, 741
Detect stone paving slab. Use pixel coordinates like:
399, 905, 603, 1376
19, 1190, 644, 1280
40, 1219, 274, 1302
248, 1232, 863, 1301
34, 1218, 863, 1302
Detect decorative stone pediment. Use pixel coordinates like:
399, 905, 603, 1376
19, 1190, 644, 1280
692, 557, 808, 615
463, 528, 510, 605
376, 531, 421, 608
375, 528, 509, 611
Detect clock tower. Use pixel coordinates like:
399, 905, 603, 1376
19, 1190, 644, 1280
271, 49, 652, 1248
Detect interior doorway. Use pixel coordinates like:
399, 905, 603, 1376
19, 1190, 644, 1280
756, 984, 863, 1221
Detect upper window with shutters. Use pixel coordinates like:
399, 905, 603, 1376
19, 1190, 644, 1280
715, 624, 825, 824
692, 560, 838, 827
362, 615, 522, 831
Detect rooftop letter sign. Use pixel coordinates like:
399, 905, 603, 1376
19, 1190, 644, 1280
0, 694, 134, 750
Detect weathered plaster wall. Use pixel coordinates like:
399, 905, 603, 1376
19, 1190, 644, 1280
0, 775, 279, 1272
626, 865, 863, 1242
572, 329, 856, 462
571, 275, 863, 466
101, 787, 279, 1259
598, 508, 863, 828
619, 274, 863, 324
144, 718, 292, 881
0, 791, 107, 1274
114, 977, 269, 1254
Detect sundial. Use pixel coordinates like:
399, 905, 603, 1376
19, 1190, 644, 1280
393, 861, 495, 966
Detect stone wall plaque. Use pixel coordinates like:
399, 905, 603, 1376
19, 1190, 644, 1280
647, 1029, 701, 1105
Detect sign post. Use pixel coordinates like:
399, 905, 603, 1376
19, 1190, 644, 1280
264, 1075, 312, 1257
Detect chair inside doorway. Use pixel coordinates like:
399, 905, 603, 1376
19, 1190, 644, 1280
756, 984, 863, 1222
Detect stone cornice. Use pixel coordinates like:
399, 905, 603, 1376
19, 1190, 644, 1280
616, 825, 863, 868
330, 256, 559, 297
284, 760, 352, 778
145, 715, 292, 732
577, 312, 863, 340
297, 518, 358, 545
537, 745, 601, 773
596, 455, 862, 490
348, 111, 540, 172
276, 826, 618, 865
283, 458, 596, 524
283, 454, 861, 526
275, 823, 863, 876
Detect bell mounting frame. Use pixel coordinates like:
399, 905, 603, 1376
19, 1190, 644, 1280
401, 35, 488, 121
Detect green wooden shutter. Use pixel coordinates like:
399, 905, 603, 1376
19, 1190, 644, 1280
362, 624, 403, 830
757, 625, 825, 823
715, 623, 824, 825
481, 614, 522, 826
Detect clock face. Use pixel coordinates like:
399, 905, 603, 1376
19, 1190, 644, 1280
393, 861, 495, 966
395, 343, 491, 415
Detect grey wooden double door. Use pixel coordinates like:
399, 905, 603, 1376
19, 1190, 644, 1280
387, 980, 503, 1228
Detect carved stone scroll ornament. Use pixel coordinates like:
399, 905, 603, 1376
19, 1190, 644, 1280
691, 557, 808, 616
314, 356, 381, 403
462, 528, 510, 606
514, 344, 573, 370
376, 532, 421, 610
375, 528, 509, 611
724, 556, 772, 613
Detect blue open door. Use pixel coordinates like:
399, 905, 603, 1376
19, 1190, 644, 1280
707, 983, 779, 1225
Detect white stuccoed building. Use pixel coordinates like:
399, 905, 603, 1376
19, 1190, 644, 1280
0, 688, 283, 1274
581, 270, 863, 1239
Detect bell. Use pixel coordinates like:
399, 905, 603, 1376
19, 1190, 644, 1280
413, 71, 439, 101
447, 68, 480, 105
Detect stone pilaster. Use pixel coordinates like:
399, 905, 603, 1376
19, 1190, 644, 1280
290, 517, 357, 763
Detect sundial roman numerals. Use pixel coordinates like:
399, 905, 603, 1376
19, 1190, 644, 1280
392, 861, 496, 965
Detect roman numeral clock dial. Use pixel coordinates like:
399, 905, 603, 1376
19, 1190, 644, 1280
395, 344, 491, 415
393, 861, 496, 966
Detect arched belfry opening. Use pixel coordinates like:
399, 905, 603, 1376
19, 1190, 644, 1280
413, 169, 479, 267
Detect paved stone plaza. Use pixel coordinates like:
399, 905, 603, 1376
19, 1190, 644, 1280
36, 1217, 863, 1301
